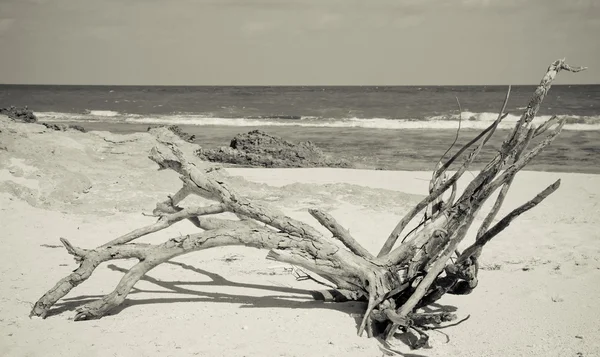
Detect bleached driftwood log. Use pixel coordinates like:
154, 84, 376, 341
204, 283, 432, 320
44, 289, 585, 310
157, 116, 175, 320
30, 59, 585, 348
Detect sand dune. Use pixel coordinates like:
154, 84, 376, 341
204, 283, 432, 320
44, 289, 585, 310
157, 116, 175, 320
1, 116, 599, 356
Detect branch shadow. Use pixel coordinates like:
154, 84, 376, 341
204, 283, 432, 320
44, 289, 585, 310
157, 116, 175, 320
46, 262, 463, 355
377, 340, 431, 357
47, 261, 366, 324
421, 302, 458, 314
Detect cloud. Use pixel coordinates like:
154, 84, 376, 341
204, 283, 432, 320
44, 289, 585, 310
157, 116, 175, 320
315, 13, 343, 28
460, 0, 526, 7
462, 0, 492, 5
565, 0, 600, 8
304, 13, 344, 31
241, 21, 279, 36
0, 18, 16, 36
200, 0, 307, 9
462, 0, 600, 9
392, 14, 424, 28
86, 25, 126, 41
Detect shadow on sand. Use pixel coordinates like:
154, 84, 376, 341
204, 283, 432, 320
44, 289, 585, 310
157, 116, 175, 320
48, 261, 365, 322
47, 261, 458, 356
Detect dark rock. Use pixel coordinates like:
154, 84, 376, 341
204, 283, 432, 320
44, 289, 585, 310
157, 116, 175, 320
69, 124, 87, 133
42, 122, 87, 133
0, 106, 37, 123
147, 125, 195, 143
196, 130, 351, 168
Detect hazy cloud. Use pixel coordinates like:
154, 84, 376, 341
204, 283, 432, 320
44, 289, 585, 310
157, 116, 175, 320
0, 18, 16, 36
462, 0, 600, 9
199, 0, 308, 9
391, 14, 424, 28
313, 13, 343, 30
86, 25, 127, 41
462, 0, 499, 6
241, 21, 279, 37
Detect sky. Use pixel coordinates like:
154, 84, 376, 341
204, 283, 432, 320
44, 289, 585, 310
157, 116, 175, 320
0, 0, 598, 85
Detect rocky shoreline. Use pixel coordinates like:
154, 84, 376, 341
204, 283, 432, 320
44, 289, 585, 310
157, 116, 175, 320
196, 129, 352, 168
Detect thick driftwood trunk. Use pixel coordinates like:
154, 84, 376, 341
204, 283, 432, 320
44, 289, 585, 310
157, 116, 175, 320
30, 59, 585, 348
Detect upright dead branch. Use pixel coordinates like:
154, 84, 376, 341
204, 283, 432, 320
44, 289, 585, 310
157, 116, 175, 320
377, 87, 509, 258
30, 59, 585, 350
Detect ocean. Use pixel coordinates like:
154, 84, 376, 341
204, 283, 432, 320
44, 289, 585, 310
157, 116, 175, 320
1, 85, 599, 172
2, 85, 600, 130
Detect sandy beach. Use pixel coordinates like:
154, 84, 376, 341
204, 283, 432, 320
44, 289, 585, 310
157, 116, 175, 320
1, 115, 599, 357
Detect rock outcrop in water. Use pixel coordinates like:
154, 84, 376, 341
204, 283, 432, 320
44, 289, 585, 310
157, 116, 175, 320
147, 125, 196, 143
0, 106, 37, 123
0, 106, 85, 132
196, 130, 351, 168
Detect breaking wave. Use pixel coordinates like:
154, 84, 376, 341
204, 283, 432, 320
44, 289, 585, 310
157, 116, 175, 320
85, 110, 120, 117
34, 110, 600, 131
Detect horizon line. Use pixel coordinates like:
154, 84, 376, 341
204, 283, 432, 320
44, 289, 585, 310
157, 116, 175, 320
1, 83, 598, 87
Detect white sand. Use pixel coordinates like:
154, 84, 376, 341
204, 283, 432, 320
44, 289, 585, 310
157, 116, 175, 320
1, 116, 599, 356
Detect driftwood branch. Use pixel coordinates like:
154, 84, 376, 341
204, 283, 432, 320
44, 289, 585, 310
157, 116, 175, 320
102, 203, 227, 247
377, 86, 510, 258
308, 209, 375, 260
30, 59, 584, 350
458, 179, 561, 264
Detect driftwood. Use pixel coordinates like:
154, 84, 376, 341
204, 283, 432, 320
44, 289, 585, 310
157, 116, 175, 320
30, 59, 585, 349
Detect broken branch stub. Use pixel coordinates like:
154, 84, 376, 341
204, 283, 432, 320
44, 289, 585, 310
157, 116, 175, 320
30, 59, 584, 349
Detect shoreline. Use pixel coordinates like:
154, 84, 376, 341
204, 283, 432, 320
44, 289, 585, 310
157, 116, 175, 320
59, 121, 600, 174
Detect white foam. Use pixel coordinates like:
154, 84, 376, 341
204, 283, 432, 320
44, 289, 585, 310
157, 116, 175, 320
430, 112, 526, 122
35, 111, 133, 122
33, 111, 600, 131
86, 110, 120, 117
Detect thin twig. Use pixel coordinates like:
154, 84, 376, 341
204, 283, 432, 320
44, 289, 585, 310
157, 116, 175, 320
426, 98, 462, 222
292, 267, 337, 289
433, 96, 463, 175
427, 314, 471, 330
455, 86, 512, 201
101, 204, 227, 247
378, 91, 508, 259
